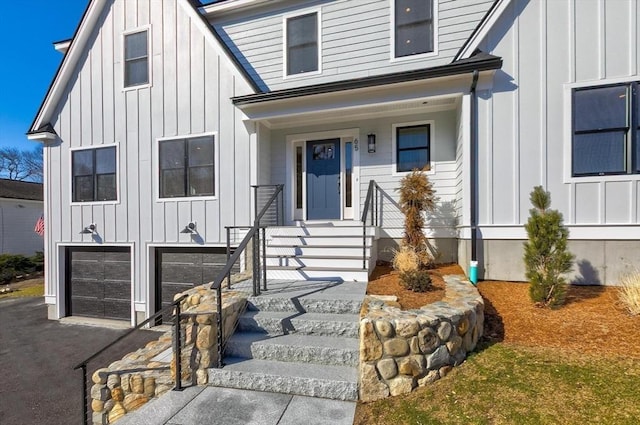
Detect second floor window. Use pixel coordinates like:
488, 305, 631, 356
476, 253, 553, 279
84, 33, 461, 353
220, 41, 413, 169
159, 136, 215, 198
286, 12, 318, 75
72, 146, 117, 202
124, 30, 148, 87
394, 0, 435, 58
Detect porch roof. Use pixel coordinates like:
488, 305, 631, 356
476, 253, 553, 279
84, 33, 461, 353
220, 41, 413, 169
232, 51, 502, 106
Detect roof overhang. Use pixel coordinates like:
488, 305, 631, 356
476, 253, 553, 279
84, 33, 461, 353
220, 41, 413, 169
200, 0, 283, 16
26, 123, 58, 142
454, 0, 512, 61
53, 39, 72, 54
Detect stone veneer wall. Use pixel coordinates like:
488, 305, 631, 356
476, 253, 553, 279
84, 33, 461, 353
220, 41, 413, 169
359, 275, 484, 402
90, 286, 247, 424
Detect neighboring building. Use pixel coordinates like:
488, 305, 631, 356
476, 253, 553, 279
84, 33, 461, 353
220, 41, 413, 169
28, 0, 639, 325
0, 179, 43, 256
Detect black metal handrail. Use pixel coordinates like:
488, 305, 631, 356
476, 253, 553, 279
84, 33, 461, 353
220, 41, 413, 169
361, 180, 381, 269
73, 293, 188, 425
209, 184, 284, 369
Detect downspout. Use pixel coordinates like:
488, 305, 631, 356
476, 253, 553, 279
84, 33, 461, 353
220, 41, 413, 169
469, 70, 479, 284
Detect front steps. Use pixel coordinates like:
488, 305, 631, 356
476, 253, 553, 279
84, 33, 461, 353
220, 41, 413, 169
264, 222, 376, 282
208, 280, 366, 401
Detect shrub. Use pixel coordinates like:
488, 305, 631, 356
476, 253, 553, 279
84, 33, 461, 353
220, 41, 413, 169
31, 251, 44, 271
523, 186, 574, 308
399, 269, 433, 292
392, 246, 419, 273
396, 168, 437, 268
0, 268, 15, 285
618, 270, 640, 316
0, 254, 36, 275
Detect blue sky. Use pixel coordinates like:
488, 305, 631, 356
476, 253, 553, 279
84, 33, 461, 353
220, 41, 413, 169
0, 0, 87, 150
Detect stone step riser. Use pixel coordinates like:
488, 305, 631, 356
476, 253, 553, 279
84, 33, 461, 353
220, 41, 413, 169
266, 268, 369, 282
224, 340, 359, 367
237, 315, 359, 337
247, 297, 363, 315
208, 370, 358, 401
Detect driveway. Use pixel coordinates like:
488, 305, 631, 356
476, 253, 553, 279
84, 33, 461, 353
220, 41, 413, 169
0, 297, 158, 425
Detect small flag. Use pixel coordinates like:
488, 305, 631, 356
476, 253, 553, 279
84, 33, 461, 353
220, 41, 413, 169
34, 215, 45, 237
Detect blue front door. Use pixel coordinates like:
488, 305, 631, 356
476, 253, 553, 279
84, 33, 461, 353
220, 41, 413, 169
306, 139, 341, 220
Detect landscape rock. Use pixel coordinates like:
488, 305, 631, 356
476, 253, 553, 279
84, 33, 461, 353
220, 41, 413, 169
376, 358, 398, 380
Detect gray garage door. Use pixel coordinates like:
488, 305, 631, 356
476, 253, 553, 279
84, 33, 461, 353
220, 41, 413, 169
66, 247, 131, 321
155, 247, 237, 314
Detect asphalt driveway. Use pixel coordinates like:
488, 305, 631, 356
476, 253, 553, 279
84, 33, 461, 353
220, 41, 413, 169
0, 297, 158, 425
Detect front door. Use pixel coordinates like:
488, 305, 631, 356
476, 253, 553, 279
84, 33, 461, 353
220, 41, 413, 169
306, 139, 341, 219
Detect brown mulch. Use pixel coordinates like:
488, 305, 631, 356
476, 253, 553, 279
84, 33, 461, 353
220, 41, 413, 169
366, 263, 464, 309
479, 280, 640, 358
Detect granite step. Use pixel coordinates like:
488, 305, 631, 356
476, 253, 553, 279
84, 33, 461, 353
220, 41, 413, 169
224, 333, 359, 367
209, 357, 358, 401
237, 311, 360, 337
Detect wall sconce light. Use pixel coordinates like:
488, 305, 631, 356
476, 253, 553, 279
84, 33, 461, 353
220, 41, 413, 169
180, 222, 197, 234
367, 134, 376, 153
80, 224, 96, 234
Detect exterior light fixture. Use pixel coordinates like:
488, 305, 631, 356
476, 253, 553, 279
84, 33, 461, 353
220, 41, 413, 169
180, 222, 197, 234
80, 224, 96, 234
367, 134, 376, 153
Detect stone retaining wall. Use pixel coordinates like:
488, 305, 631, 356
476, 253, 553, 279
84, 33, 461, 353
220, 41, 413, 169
90, 286, 247, 424
359, 275, 484, 402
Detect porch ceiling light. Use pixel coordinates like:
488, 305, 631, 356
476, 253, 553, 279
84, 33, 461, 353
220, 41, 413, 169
180, 222, 197, 234
80, 224, 96, 234
367, 134, 376, 153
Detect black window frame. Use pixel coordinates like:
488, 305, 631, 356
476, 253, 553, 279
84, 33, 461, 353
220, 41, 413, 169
572, 81, 639, 177
285, 12, 319, 76
394, 0, 435, 58
124, 29, 149, 88
396, 124, 431, 172
159, 136, 215, 199
72, 146, 117, 202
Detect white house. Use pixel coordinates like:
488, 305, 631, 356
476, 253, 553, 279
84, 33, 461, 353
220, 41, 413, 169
28, 0, 640, 325
0, 179, 43, 256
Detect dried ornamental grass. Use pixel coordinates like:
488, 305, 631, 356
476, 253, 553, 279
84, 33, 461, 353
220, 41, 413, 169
618, 270, 640, 316
391, 246, 419, 273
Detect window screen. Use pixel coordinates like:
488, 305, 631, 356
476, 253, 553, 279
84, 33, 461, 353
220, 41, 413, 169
287, 13, 318, 75
396, 125, 430, 172
395, 0, 434, 58
159, 136, 215, 198
125, 30, 148, 87
72, 147, 117, 202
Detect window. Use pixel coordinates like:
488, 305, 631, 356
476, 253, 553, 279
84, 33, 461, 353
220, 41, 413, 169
72, 146, 117, 202
394, 0, 435, 58
572, 82, 639, 176
159, 136, 215, 198
124, 30, 148, 87
286, 12, 318, 75
396, 124, 430, 172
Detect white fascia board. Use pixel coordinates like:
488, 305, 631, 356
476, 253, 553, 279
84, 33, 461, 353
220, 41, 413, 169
31, 0, 106, 133
27, 132, 57, 142
53, 40, 71, 54
201, 0, 280, 15
456, 0, 513, 60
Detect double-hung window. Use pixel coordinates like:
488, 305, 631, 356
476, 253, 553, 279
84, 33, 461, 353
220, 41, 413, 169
124, 30, 149, 88
285, 12, 318, 75
159, 136, 215, 198
72, 146, 117, 202
396, 124, 431, 172
394, 0, 435, 58
572, 81, 639, 176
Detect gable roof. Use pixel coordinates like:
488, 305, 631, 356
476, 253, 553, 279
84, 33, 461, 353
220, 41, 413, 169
0, 179, 43, 201
28, 0, 260, 136
453, 0, 512, 62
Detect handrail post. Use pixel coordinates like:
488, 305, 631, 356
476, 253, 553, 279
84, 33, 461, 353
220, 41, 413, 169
173, 301, 183, 391
253, 186, 258, 224
262, 227, 267, 291
252, 233, 259, 296
226, 227, 231, 289
81, 364, 88, 425
216, 284, 223, 368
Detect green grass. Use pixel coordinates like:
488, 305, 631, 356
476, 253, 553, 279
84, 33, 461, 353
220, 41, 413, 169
355, 343, 640, 425
0, 280, 44, 299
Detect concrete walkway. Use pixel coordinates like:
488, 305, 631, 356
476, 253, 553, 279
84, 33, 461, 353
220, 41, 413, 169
116, 386, 356, 425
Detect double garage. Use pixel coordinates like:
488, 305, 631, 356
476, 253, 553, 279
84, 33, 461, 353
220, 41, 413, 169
65, 246, 231, 322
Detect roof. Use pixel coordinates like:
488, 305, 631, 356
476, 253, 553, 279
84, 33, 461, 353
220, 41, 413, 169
0, 179, 44, 201
232, 51, 503, 106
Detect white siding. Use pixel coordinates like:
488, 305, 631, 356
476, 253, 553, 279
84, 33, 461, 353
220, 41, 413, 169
45, 0, 254, 318
211, 0, 495, 91
477, 0, 640, 233
0, 199, 44, 256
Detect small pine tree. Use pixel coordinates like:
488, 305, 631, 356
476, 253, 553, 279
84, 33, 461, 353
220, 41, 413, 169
523, 186, 574, 308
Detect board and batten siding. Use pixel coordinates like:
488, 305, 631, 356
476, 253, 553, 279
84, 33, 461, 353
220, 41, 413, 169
45, 0, 254, 315
210, 0, 495, 92
476, 0, 640, 236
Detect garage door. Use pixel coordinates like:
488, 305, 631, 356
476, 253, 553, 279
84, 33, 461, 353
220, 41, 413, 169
156, 247, 237, 314
66, 247, 131, 321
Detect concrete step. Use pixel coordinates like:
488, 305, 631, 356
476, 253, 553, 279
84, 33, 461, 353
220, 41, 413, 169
266, 225, 375, 237
224, 333, 359, 367
266, 267, 369, 282
265, 256, 367, 269
267, 234, 374, 247
209, 357, 358, 401
266, 244, 372, 257
237, 311, 360, 337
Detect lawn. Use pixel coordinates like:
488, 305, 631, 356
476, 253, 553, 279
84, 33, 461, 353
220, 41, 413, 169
0, 277, 44, 299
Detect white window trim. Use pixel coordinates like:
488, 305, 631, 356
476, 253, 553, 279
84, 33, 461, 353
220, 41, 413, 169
155, 132, 219, 202
69, 143, 121, 206
563, 76, 640, 183
390, 0, 439, 62
391, 120, 436, 176
282, 8, 322, 79
122, 25, 152, 92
